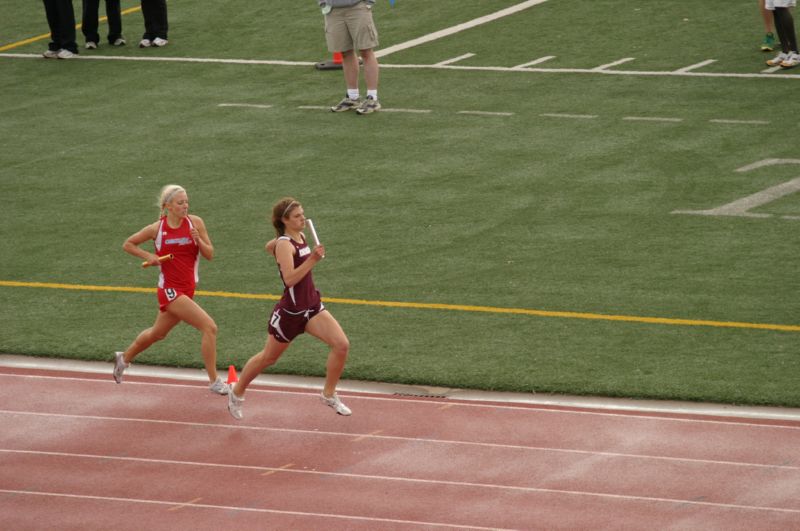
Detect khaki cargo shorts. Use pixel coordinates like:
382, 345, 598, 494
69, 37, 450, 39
324, 2, 379, 52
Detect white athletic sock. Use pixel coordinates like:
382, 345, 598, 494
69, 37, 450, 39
347, 89, 360, 100
367, 89, 378, 100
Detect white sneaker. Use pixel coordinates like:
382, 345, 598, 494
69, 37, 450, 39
209, 377, 230, 395
781, 52, 800, 68
42, 49, 59, 59
139, 39, 152, 48
767, 52, 788, 66
112, 37, 126, 46
321, 393, 352, 416
152, 37, 168, 47
113, 351, 129, 384
228, 390, 244, 420
56, 49, 75, 59
85, 41, 97, 50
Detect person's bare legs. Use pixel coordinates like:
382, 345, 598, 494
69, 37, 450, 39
306, 311, 350, 398
122, 310, 180, 363
761, 0, 775, 34
161, 295, 220, 382
232, 336, 291, 398
360, 48, 379, 92
341, 49, 360, 93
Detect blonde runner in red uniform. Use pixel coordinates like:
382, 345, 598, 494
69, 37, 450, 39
114, 184, 229, 395
228, 197, 351, 419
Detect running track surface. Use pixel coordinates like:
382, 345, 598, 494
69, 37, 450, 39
0, 364, 799, 530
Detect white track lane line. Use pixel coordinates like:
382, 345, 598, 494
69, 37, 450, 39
1, 466, 797, 516
0, 489, 508, 530
1, 372, 798, 427
2, 411, 798, 469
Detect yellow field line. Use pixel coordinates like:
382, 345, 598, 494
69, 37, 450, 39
0, 6, 141, 52
2, 279, 798, 333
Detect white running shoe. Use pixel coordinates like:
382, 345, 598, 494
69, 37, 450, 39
209, 377, 230, 395
113, 351, 128, 384
152, 37, 168, 47
228, 390, 244, 420
767, 52, 789, 66
42, 49, 59, 59
781, 52, 800, 68
112, 37, 126, 46
321, 393, 352, 416
56, 49, 75, 59
85, 41, 97, 50
139, 39, 152, 48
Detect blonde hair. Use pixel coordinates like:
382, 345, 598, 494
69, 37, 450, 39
157, 184, 186, 214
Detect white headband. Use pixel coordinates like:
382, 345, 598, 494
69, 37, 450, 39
282, 201, 297, 218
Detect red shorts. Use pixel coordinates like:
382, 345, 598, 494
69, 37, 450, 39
268, 301, 325, 343
157, 286, 195, 312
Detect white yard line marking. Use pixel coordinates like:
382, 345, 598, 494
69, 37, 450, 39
3, 413, 799, 468
592, 57, 635, 71
457, 110, 514, 116
735, 159, 800, 172
541, 113, 597, 119
434, 53, 475, 66
379, 108, 433, 114
297, 105, 431, 114
762, 65, 783, 73
374, 0, 551, 58
709, 119, 770, 125
674, 59, 717, 73
623, 116, 683, 123
512, 55, 556, 69
3, 52, 800, 80
0, 489, 508, 530
0, 52, 314, 66
220, 106, 765, 124
2, 371, 799, 425
674, 177, 800, 218
218, 103, 273, 109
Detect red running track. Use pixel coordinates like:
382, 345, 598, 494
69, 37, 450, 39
0, 365, 798, 530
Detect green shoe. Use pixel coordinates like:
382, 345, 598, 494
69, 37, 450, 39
761, 32, 776, 52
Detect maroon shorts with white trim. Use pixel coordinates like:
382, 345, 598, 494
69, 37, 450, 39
157, 286, 195, 312
268, 301, 326, 343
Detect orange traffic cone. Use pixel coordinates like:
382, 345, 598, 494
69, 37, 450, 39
227, 365, 238, 385
315, 51, 344, 70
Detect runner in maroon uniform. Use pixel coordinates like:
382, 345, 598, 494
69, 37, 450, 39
114, 184, 228, 395
228, 197, 351, 418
